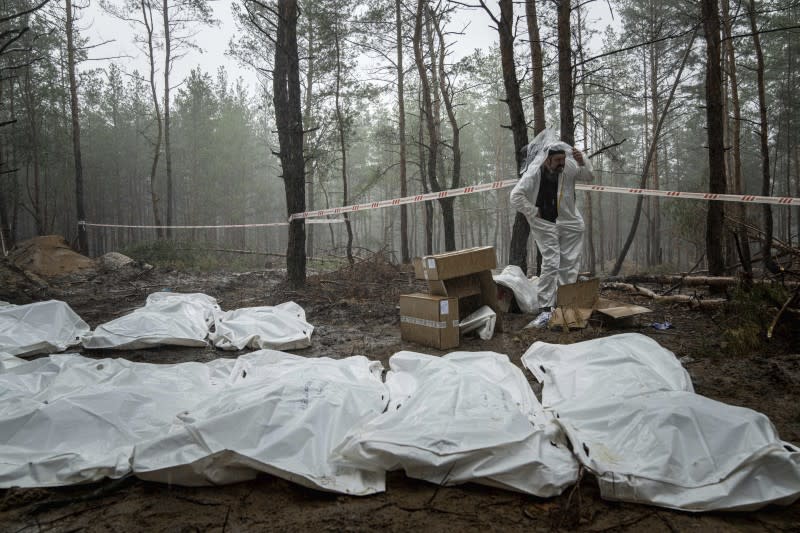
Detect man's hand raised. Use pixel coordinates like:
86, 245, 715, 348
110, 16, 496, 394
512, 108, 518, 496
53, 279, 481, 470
572, 148, 586, 166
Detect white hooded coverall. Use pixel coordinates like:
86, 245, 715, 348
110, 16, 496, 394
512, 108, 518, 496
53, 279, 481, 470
510, 138, 593, 311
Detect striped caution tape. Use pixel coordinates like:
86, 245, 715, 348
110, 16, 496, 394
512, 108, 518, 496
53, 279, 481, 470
288, 180, 800, 221
81, 180, 800, 229
78, 219, 345, 230
289, 180, 516, 221
576, 184, 800, 205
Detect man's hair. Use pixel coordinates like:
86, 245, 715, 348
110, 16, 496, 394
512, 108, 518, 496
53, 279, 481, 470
547, 147, 566, 156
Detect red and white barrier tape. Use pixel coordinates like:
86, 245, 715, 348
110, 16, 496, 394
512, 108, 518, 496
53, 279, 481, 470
81, 181, 800, 229
78, 219, 344, 229
576, 184, 800, 205
289, 180, 516, 220
288, 180, 800, 220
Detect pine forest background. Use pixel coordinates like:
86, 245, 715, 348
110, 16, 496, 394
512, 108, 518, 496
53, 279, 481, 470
0, 0, 798, 279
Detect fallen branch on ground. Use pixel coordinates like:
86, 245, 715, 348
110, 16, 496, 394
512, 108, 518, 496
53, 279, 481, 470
603, 282, 727, 309
608, 275, 798, 288
662, 254, 705, 296
767, 287, 800, 339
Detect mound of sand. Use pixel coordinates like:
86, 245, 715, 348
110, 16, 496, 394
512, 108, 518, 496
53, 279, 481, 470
9, 235, 95, 278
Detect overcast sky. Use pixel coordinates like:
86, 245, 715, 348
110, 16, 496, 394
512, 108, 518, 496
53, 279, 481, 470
81, 1, 615, 95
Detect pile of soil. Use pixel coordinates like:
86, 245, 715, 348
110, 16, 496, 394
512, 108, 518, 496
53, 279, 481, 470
1, 258, 799, 532
8, 235, 95, 278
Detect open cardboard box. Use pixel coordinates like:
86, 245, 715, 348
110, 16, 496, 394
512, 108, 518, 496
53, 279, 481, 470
406, 247, 503, 344
551, 278, 652, 329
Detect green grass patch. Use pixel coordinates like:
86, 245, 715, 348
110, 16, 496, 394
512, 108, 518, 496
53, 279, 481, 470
722, 282, 793, 356
121, 240, 266, 272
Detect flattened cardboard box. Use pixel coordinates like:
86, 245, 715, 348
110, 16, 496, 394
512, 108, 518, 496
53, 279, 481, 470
399, 293, 460, 350
413, 246, 497, 281
551, 278, 651, 329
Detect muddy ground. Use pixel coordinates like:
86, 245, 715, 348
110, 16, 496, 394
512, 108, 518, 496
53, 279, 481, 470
2, 255, 800, 532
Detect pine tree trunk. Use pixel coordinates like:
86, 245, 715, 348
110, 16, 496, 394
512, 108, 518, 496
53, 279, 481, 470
557, 0, 574, 145
142, 0, 164, 239
21, 70, 44, 235
702, 0, 726, 277
163, 0, 174, 238
274, 0, 306, 287
491, 0, 529, 269
417, 88, 433, 255
0, 77, 11, 251
333, 24, 354, 264
641, 49, 651, 267
414, 0, 440, 253
749, 0, 773, 269
783, 44, 794, 247
396, 0, 410, 263
303, 2, 316, 259
434, 10, 459, 251
648, 34, 661, 267
66, 0, 88, 255
722, 0, 751, 273
526, 0, 545, 134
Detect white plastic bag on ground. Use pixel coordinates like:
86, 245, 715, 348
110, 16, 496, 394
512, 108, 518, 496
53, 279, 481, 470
333, 351, 579, 496
522, 333, 694, 408
493, 265, 539, 313
0, 351, 388, 495
0, 353, 218, 487
459, 305, 496, 340
559, 390, 800, 511
210, 302, 313, 351
521, 333, 800, 511
133, 351, 387, 494
0, 300, 90, 357
83, 292, 220, 350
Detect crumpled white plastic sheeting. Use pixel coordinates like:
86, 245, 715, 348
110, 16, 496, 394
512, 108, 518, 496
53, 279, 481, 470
522, 333, 800, 511
0, 300, 90, 357
0, 352, 26, 371
210, 302, 313, 351
82, 292, 220, 350
492, 265, 538, 313
523, 333, 694, 408
0, 351, 389, 495
333, 351, 579, 496
459, 305, 496, 340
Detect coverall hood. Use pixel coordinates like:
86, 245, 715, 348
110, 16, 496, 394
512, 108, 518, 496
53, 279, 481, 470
519, 128, 573, 177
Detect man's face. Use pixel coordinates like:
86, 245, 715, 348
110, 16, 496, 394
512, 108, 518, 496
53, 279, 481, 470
545, 153, 567, 174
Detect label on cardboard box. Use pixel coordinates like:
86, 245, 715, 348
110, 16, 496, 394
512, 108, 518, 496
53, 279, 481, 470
440, 300, 449, 315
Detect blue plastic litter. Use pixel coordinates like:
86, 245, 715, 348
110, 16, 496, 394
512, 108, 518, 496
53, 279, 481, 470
651, 321, 673, 330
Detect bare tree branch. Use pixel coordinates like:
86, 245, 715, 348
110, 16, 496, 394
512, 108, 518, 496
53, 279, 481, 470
0, 0, 53, 24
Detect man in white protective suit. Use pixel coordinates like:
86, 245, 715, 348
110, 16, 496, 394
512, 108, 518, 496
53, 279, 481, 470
510, 129, 594, 328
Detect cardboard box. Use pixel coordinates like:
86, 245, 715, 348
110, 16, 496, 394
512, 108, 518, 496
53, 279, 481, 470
399, 293, 460, 350
410, 247, 502, 335
428, 270, 501, 324
413, 246, 497, 281
551, 278, 651, 329
550, 278, 599, 328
